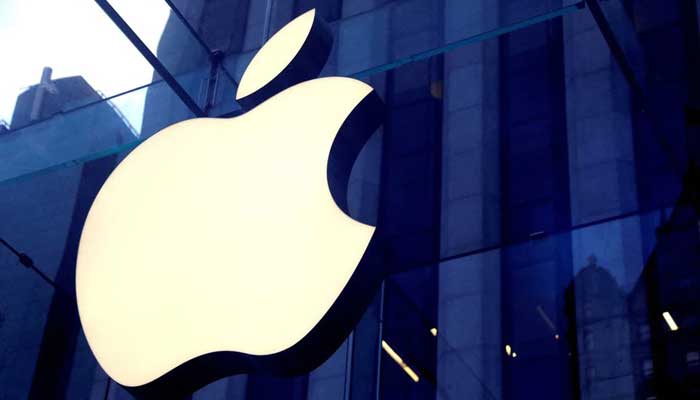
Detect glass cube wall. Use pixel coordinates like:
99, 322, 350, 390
1, 0, 699, 399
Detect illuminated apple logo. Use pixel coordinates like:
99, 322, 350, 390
76, 9, 385, 397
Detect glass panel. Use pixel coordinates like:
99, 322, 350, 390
0, 0, 585, 187
222, 0, 586, 81
2, 2, 699, 400
0, 0, 158, 130
105, 0, 225, 114
0, 81, 195, 184
1, 170, 690, 399
380, 203, 699, 400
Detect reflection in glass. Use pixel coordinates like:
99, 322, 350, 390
0, 0, 162, 129
1, 1, 699, 399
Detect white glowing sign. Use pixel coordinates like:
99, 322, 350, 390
76, 9, 383, 394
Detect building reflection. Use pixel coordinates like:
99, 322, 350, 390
568, 254, 635, 400
630, 169, 700, 399
568, 168, 700, 400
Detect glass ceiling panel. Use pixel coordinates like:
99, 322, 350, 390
0, 0, 165, 133
2, 3, 698, 397
0, 81, 195, 185
0, 0, 587, 185
222, 0, 585, 81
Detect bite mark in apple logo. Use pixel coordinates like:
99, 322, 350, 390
76, 8, 387, 398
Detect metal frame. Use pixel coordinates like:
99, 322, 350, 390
93, 0, 205, 117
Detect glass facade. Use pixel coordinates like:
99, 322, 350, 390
1, 0, 699, 399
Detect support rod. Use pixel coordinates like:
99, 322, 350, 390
94, 0, 205, 117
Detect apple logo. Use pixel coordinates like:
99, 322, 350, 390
76, 8, 386, 398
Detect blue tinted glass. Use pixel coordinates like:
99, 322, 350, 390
1, 1, 699, 399
0, 81, 195, 184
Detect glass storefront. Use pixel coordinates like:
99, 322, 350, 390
1, 0, 698, 399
